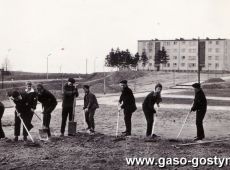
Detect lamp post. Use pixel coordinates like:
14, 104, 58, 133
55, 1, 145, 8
197, 38, 201, 84
46, 53, 52, 79
94, 57, 98, 72
0, 68, 4, 89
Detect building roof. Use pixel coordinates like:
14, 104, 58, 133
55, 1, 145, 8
138, 38, 227, 42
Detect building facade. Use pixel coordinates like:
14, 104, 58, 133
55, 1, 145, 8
137, 38, 230, 72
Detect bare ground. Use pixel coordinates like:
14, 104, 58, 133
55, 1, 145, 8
1, 104, 230, 170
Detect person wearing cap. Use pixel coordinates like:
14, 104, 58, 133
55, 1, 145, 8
37, 84, 57, 138
60, 78, 79, 136
191, 83, 207, 141
83, 85, 99, 134
9, 90, 34, 141
118, 80, 137, 136
25, 81, 38, 133
142, 83, 162, 138
0, 102, 5, 139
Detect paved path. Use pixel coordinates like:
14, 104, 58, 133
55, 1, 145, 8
3, 88, 230, 118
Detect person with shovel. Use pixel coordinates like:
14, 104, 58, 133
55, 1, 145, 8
83, 85, 99, 134
60, 78, 79, 137
10, 91, 34, 141
118, 80, 137, 136
37, 84, 57, 138
25, 81, 38, 132
142, 83, 162, 139
0, 101, 5, 139
191, 83, 207, 141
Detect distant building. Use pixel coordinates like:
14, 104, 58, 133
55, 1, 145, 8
137, 38, 230, 72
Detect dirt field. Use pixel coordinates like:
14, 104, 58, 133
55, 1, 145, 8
1, 71, 230, 169
1, 104, 230, 170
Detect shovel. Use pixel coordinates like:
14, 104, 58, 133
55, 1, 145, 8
113, 109, 125, 142
68, 97, 77, 136
38, 113, 49, 141
169, 111, 191, 142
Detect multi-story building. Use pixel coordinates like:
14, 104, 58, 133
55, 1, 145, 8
137, 38, 230, 72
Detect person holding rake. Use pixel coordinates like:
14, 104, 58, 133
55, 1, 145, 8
191, 83, 207, 141
142, 83, 162, 138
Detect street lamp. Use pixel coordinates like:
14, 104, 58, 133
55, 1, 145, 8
0, 68, 4, 89
94, 57, 98, 72
46, 53, 52, 79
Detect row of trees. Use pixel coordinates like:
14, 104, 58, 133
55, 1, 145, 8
105, 48, 148, 69
105, 47, 169, 70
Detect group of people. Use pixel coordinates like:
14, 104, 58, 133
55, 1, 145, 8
118, 80, 207, 141
0, 78, 99, 141
0, 77, 207, 142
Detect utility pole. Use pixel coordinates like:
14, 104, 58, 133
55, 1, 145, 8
103, 65, 106, 95
198, 38, 201, 84
86, 58, 88, 75
0, 68, 4, 89
46, 56, 48, 79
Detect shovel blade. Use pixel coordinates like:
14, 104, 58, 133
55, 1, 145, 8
39, 129, 49, 141
68, 121, 77, 136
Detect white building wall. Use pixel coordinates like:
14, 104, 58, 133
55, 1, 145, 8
138, 39, 230, 72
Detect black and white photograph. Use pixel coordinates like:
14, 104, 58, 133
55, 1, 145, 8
0, 0, 230, 169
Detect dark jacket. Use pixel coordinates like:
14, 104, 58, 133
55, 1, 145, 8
142, 91, 162, 113
119, 86, 137, 113
191, 89, 207, 112
12, 93, 31, 115
38, 89, 57, 109
62, 83, 79, 107
0, 102, 4, 117
83, 92, 99, 111
25, 88, 38, 110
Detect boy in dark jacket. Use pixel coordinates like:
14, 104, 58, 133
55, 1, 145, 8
142, 83, 162, 138
118, 80, 137, 136
60, 78, 79, 136
0, 102, 5, 139
37, 84, 57, 137
191, 83, 207, 141
10, 91, 34, 141
83, 85, 99, 134
25, 81, 38, 131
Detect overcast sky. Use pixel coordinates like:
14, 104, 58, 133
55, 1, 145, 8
0, 0, 229, 73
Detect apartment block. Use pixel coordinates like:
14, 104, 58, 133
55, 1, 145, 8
137, 38, 230, 72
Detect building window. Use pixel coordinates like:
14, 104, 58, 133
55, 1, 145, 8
208, 63, 212, 67
173, 41, 177, 45
208, 48, 212, 52
166, 49, 170, 53
142, 48, 146, 53
215, 63, 219, 68
181, 41, 186, 45
208, 56, 212, 60
188, 63, 196, 67
215, 48, 219, 53
167, 63, 170, 67
215, 56, 219, 60
208, 41, 212, 44
173, 63, 177, 67
166, 41, 170, 45
149, 49, 152, 52
182, 56, 186, 60
188, 56, 196, 60
216, 41, 219, 45
181, 48, 186, 53
173, 56, 177, 60
173, 49, 177, 53
181, 63, 185, 67
189, 48, 197, 53
149, 55, 152, 59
